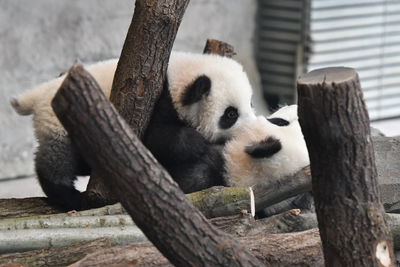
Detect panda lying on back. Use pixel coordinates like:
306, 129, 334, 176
223, 105, 313, 217
11, 52, 256, 210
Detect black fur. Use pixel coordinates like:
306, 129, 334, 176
144, 80, 225, 193
181, 75, 211, 106
267, 117, 289, 126
35, 134, 89, 211
219, 106, 239, 129
245, 137, 282, 158
36, 77, 224, 210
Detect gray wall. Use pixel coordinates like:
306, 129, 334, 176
0, 0, 264, 182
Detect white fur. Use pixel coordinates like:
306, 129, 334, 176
168, 52, 255, 141
11, 59, 117, 142
223, 105, 309, 187
11, 52, 255, 142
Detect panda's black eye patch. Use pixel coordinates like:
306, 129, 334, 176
182, 75, 211, 106
219, 106, 239, 129
267, 117, 289, 126
245, 137, 282, 158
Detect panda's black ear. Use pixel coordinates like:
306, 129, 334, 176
267, 117, 289, 126
182, 75, 211, 106
245, 137, 282, 158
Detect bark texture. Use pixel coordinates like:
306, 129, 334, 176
110, 0, 189, 138
51, 64, 263, 267
253, 166, 311, 212
0, 198, 62, 219
297, 67, 395, 266
85, 0, 189, 208
70, 229, 324, 267
203, 38, 236, 57
0, 238, 112, 267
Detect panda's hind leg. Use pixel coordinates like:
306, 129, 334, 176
35, 134, 89, 211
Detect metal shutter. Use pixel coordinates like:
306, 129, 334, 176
257, 0, 400, 120
256, 0, 309, 107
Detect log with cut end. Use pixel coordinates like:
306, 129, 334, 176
297, 67, 395, 266
253, 166, 311, 212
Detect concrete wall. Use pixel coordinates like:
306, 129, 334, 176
0, 1, 264, 190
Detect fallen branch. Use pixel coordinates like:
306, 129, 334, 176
0, 239, 112, 267
0, 226, 146, 254
187, 186, 254, 218
0, 215, 134, 231
0, 198, 63, 219
4, 210, 400, 264
253, 166, 311, 212
0, 185, 253, 221
69, 229, 324, 267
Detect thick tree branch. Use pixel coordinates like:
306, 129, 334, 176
85, 0, 189, 209
203, 39, 236, 57
297, 67, 395, 266
51, 64, 262, 266
110, 0, 189, 138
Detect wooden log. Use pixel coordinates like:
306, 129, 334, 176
0, 215, 134, 231
110, 0, 189, 137
253, 166, 311, 212
0, 238, 112, 267
187, 186, 254, 218
69, 229, 324, 267
0, 226, 146, 254
0, 198, 62, 219
209, 209, 317, 236
203, 39, 236, 57
297, 67, 395, 266
85, 0, 189, 209
51, 64, 262, 266
0, 185, 253, 221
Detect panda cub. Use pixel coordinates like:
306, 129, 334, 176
223, 105, 313, 216
223, 105, 309, 187
11, 52, 256, 210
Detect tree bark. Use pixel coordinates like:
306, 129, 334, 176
110, 0, 189, 138
203, 39, 236, 57
0, 198, 63, 219
297, 67, 395, 266
0, 225, 147, 254
85, 0, 189, 209
0, 239, 112, 267
51, 64, 263, 266
69, 229, 324, 267
253, 166, 311, 212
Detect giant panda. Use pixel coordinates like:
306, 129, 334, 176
222, 105, 314, 217
11, 51, 256, 210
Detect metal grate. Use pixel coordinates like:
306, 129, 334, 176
256, 0, 309, 108
257, 0, 400, 120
